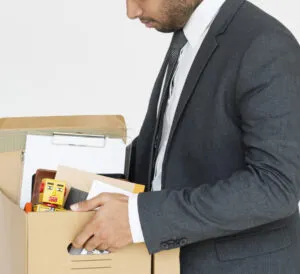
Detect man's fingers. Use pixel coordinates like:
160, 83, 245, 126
84, 236, 100, 252
72, 222, 95, 248
83, 232, 110, 252
96, 243, 110, 252
70, 197, 101, 212
71, 192, 131, 254
71, 193, 112, 212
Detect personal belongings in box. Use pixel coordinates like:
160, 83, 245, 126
32, 178, 67, 212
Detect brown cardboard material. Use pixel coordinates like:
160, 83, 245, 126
27, 210, 150, 274
153, 249, 180, 274
0, 115, 179, 274
0, 191, 27, 274
0, 115, 126, 135
0, 190, 151, 274
0, 151, 23, 203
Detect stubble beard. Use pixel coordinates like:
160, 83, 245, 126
157, 0, 201, 33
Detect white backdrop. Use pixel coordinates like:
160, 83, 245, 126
0, 0, 299, 138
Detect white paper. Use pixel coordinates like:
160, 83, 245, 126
87, 179, 134, 200
20, 134, 126, 208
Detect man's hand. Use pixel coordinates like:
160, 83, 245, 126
71, 193, 133, 253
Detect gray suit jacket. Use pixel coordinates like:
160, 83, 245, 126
129, 0, 300, 273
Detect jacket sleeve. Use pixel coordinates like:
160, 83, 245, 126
137, 30, 300, 254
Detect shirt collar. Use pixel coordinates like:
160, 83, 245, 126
183, 0, 226, 48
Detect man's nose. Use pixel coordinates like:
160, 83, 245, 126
126, 0, 143, 19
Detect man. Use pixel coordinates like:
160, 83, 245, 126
71, 0, 300, 273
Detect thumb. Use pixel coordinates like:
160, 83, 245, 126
70, 193, 111, 212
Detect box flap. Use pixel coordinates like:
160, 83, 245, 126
0, 151, 23, 203
0, 191, 27, 274
0, 115, 127, 153
0, 115, 126, 133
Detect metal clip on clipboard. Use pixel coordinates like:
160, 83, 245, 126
52, 132, 106, 148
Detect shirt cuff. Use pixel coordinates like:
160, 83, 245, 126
128, 194, 145, 243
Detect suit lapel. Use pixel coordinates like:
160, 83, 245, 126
169, 34, 218, 145
161, 0, 246, 188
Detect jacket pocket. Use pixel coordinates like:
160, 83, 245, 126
215, 226, 292, 261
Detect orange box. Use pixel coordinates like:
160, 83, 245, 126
33, 204, 66, 212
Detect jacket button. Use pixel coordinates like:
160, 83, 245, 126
154, 135, 160, 149
179, 238, 188, 246
160, 242, 169, 249
167, 240, 176, 249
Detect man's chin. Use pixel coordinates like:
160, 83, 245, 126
153, 24, 178, 33
155, 28, 174, 33
155, 27, 179, 33
142, 20, 178, 33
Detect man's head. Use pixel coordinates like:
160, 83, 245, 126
126, 0, 202, 33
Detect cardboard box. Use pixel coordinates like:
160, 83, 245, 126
0, 115, 179, 274
0, 190, 150, 274
154, 249, 180, 274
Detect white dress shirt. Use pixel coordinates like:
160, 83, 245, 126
128, 0, 226, 243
